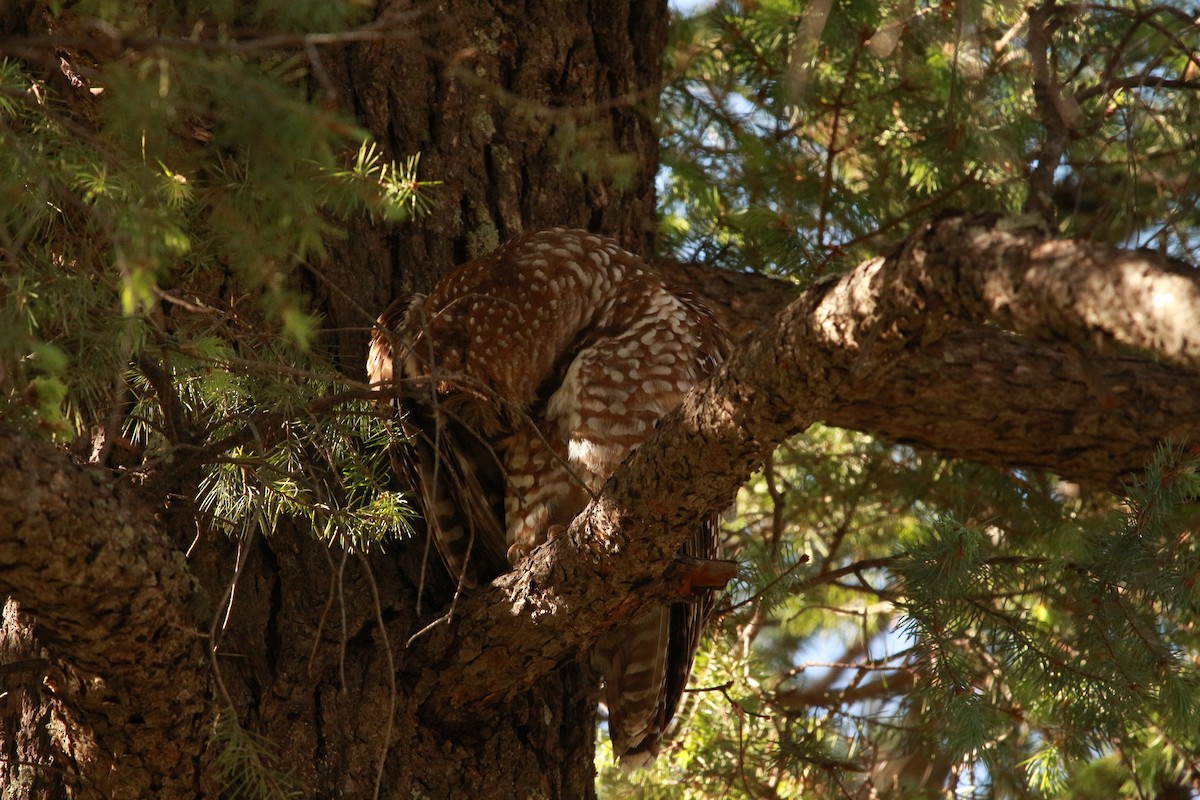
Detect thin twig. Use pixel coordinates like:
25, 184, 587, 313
209, 530, 253, 714
307, 544, 339, 678
356, 550, 396, 800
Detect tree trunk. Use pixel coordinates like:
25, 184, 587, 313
316, 0, 668, 367
309, 2, 670, 794
1, 1, 670, 797
6, 3, 1200, 799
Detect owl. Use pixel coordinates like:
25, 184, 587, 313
368, 228, 728, 766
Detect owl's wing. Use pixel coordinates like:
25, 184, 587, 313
549, 304, 725, 767
395, 409, 509, 588
370, 297, 509, 588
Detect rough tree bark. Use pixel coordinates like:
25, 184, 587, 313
3, 5, 1200, 800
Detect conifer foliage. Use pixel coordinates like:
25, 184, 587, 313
602, 2, 1200, 796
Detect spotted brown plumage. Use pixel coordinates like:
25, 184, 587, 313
368, 227, 728, 766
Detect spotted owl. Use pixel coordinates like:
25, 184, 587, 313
368, 227, 729, 766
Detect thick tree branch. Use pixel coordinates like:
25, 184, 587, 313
899, 219, 1200, 368
0, 433, 201, 681
662, 220, 1200, 485
823, 326, 1200, 486
413, 214, 1200, 717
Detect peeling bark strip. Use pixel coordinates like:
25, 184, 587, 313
412, 214, 1200, 716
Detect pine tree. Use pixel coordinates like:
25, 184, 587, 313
2, 1, 1199, 797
